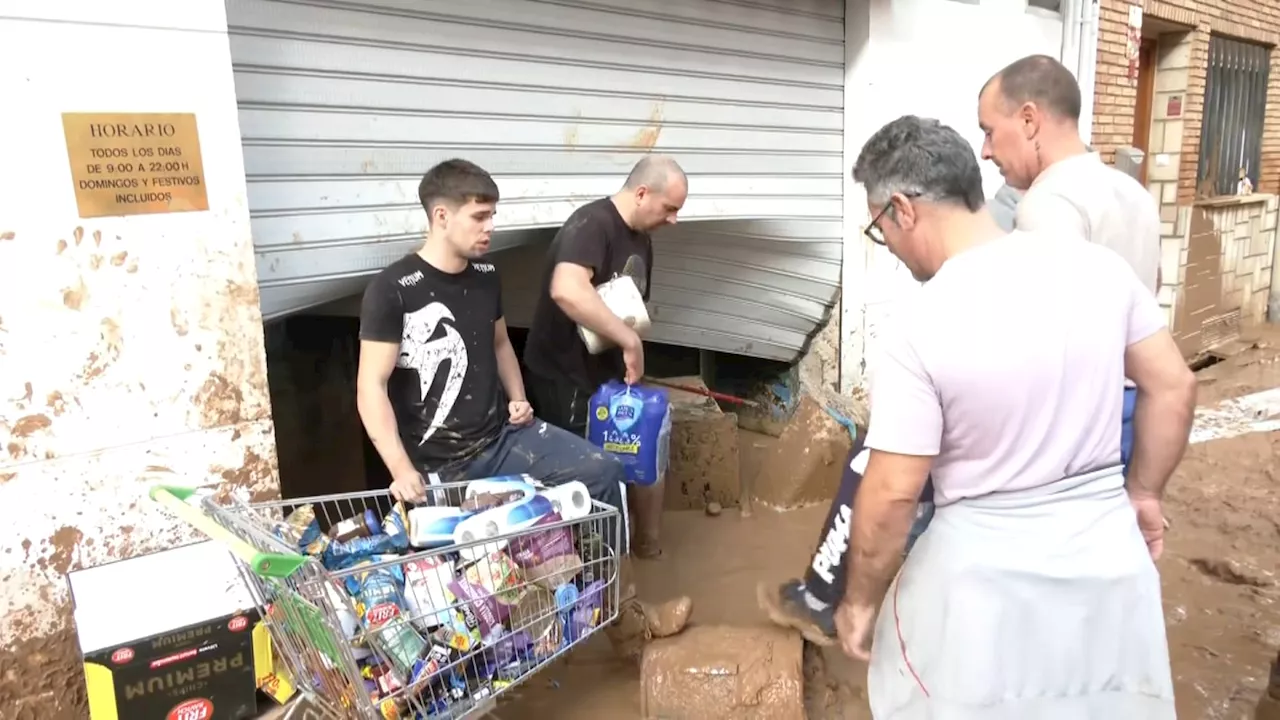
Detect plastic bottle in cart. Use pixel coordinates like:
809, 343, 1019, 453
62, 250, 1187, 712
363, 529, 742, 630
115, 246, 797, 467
358, 567, 429, 681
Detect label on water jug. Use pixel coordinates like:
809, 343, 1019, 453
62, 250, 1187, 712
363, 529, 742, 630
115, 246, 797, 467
587, 382, 671, 486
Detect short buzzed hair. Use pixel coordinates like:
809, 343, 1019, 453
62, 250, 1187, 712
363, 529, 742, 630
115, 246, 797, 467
984, 54, 1082, 123
418, 158, 500, 215
623, 155, 686, 193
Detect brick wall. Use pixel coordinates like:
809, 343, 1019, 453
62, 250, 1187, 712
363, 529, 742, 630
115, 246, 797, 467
1091, 0, 1280, 201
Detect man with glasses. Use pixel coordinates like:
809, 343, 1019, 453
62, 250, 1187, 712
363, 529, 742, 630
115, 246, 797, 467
757, 183, 1021, 646
760, 54, 1163, 649
835, 114, 1190, 717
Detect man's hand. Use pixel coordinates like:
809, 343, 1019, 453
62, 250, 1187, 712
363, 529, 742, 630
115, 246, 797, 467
389, 471, 426, 504
1130, 494, 1165, 561
508, 400, 534, 426
834, 600, 877, 661
621, 330, 645, 385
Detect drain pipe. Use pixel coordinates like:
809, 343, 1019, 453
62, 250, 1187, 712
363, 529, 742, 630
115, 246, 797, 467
1074, 0, 1101, 144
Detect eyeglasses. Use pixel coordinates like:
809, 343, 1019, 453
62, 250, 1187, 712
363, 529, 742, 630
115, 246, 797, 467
863, 191, 921, 246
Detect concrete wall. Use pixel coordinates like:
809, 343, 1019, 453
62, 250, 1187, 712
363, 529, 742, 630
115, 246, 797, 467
840, 0, 1069, 391
0, 4, 277, 717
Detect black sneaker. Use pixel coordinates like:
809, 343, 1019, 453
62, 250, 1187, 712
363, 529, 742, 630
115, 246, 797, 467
757, 580, 837, 646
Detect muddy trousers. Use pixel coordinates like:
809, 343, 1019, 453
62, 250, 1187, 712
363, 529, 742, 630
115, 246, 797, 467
801, 441, 935, 608
436, 421, 628, 555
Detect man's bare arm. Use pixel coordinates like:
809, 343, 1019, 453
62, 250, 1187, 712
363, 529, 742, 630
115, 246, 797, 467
549, 262, 640, 350
356, 340, 418, 480
493, 318, 527, 403
844, 450, 934, 608
1124, 329, 1197, 500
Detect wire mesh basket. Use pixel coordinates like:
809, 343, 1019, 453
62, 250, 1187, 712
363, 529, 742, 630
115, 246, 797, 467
151, 476, 622, 720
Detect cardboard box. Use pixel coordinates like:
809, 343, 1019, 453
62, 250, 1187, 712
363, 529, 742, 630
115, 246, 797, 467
70, 540, 276, 720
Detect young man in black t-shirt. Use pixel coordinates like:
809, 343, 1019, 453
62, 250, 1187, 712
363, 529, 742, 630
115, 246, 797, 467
355, 158, 626, 522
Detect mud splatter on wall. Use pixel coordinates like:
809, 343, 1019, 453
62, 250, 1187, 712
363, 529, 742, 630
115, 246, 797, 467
0, 5, 278, 717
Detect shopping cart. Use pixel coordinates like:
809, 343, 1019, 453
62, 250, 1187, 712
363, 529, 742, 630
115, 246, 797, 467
151, 480, 622, 720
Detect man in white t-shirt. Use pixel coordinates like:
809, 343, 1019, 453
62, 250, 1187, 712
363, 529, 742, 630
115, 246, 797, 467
980, 53, 1162, 474
978, 55, 1160, 294
834, 115, 1195, 718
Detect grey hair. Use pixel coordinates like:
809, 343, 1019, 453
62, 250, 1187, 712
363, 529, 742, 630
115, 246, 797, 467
623, 154, 687, 192
852, 115, 985, 212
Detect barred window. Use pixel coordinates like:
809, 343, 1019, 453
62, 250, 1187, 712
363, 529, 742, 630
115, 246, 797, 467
1197, 35, 1271, 197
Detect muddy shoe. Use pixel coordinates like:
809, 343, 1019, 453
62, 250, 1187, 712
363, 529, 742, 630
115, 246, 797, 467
757, 580, 836, 647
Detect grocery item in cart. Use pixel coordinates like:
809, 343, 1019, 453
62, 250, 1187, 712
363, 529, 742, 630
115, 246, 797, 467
464, 474, 541, 498
461, 551, 527, 608
508, 511, 584, 589
321, 579, 372, 660
403, 555, 456, 630
445, 572, 511, 646
461, 489, 529, 512
453, 492, 555, 562
323, 504, 411, 570
328, 508, 383, 543
275, 504, 330, 556
562, 579, 608, 644
406, 505, 471, 548
355, 562, 431, 684
539, 481, 593, 521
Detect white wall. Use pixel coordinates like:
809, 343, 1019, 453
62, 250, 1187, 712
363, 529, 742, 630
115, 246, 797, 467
0, 3, 276, 716
840, 0, 1068, 393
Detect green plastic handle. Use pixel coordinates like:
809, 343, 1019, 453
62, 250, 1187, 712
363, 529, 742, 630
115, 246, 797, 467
149, 485, 307, 579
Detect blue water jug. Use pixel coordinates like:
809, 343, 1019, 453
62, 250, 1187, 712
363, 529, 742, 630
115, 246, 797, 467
586, 382, 671, 486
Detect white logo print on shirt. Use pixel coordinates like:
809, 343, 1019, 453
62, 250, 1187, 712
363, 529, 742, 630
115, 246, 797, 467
399, 302, 469, 445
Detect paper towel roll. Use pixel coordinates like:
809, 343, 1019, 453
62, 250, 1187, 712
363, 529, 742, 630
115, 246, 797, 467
465, 477, 536, 502
579, 275, 651, 355
454, 494, 555, 562
539, 481, 592, 522
407, 506, 470, 549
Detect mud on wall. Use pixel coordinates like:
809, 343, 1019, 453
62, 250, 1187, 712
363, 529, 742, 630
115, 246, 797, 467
0, 4, 278, 718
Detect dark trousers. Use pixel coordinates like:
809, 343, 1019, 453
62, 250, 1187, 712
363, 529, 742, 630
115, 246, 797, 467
1121, 386, 1137, 475
436, 421, 628, 555
801, 442, 935, 607
804, 389, 1138, 607
527, 371, 592, 439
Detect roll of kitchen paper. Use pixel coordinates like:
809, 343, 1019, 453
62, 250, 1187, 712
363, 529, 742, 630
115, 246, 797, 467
453, 494, 555, 562
407, 505, 471, 549
464, 476, 536, 502
578, 275, 651, 355
538, 481, 592, 522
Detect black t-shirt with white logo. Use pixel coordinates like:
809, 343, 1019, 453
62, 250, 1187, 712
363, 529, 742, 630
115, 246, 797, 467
524, 197, 653, 389
359, 254, 505, 468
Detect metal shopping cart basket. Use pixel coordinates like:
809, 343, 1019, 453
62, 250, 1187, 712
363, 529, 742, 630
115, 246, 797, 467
151, 478, 622, 720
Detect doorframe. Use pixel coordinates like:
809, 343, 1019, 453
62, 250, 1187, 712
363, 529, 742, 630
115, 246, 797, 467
1133, 38, 1158, 184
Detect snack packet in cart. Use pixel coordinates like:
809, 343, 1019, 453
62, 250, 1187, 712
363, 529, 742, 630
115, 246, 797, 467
507, 511, 584, 589
323, 504, 411, 570
403, 555, 456, 631
274, 504, 331, 556
461, 551, 527, 608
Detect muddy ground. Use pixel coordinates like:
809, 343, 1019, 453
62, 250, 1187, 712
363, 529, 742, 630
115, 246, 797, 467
500, 326, 1280, 720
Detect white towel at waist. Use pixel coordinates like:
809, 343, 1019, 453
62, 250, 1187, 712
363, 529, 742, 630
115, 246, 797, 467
867, 465, 1176, 720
